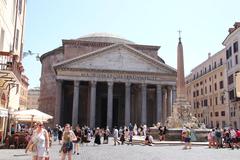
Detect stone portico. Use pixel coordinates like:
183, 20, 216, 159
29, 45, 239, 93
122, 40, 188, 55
39, 33, 177, 128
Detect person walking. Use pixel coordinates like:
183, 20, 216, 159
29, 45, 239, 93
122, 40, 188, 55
182, 127, 191, 149
58, 126, 63, 145
113, 127, 120, 145
73, 126, 81, 155
215, 127, 222, 149
94, 127, 101, 145
25, 121, 50, 160
60, 124, 77, 160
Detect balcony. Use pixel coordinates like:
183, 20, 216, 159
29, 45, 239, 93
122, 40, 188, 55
0, 51, 23, 86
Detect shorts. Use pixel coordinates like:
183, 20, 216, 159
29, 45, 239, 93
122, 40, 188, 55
61, 142, 73, 153
184, 137, 191, 143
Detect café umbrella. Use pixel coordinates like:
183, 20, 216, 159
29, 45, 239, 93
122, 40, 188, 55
13, 109, 53, 126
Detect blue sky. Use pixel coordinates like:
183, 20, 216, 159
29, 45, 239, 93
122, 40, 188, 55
23, 0, 240, 88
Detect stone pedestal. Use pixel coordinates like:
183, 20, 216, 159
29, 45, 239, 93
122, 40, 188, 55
166, 97, 199, 129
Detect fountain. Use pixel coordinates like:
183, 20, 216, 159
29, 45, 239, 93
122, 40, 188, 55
150, 34, 210, 141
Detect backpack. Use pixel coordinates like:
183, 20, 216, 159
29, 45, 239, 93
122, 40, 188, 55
215, 130, 221, 138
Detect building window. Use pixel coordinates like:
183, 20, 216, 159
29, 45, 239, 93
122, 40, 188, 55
214, 83, 217, 91
229, 90, 235, 100
228, 74, 234, 85
0, 28, 5, 50
220, 58, 223, 65
226, 47, 233, 59
216, 121, 220, 128
209, 65, 212, 71
210, 112, 213, 117
235, 55, 238, 65
215, 97, 218, 105
220, 72, 223, 76
18, 0, 23, 14
214, 62, 216, 68
204, 99, 208, 106
211, 121, 213, 128
233, 41, 238, 53
209, 85, 212, 92
219, 81, 224, 89
215, 74, 217, 79
205, 86, 207, 94
222, 121, 226, 128
234, 121, 237, 129
201, 88, 203, 95
15, 29, 19, 50
215, 112, 219, 117
221, 111, 225, 116
210, 98, 212, 106
221, 95, 224, 104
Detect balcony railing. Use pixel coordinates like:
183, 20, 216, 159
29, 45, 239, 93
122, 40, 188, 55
0, 51, 23, 81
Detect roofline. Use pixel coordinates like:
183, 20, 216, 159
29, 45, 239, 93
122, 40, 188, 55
188, 48, 225, 74
62, 39, 160, 50
222, 27, 240, 45
53, 43, 176, 74
40, 46, 63, 63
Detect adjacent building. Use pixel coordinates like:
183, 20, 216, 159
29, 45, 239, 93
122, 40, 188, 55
0, 0, 27, 142
19, 74, 28, 110
186, 50, 229, 128
223, 22, 240, 129
39, 33, 177, 128
27, 87, 40, 109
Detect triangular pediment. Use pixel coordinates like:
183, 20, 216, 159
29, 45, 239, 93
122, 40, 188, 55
54, 44, 176, 74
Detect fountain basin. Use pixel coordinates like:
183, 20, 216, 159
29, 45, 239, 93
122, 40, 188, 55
149, 127, 211, 142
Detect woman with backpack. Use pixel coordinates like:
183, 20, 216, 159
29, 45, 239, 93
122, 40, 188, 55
60, 124, 77, 160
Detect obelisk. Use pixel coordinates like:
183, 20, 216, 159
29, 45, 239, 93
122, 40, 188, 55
176, 33, 186, 100
166, 32, 199, 128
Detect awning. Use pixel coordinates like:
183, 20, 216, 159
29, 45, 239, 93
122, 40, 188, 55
0, 107, 8, 117
13, 109, 53, 123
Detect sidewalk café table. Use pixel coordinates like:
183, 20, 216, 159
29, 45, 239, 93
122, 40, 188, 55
5, 132, 29, 149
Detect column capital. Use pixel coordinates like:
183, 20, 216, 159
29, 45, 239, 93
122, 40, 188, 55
74, 80, 79, 87
91, 81, 97, 87
167, 85, 172, 90
125, 82, 131, 87
156, 84, 162, 89
107, 81, 113, 87
141, 83, 147, 88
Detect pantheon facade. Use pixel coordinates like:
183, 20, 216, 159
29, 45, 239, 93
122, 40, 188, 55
39, 33, 177, 128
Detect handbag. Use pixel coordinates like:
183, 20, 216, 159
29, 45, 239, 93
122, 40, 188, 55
28, 143, 37, 152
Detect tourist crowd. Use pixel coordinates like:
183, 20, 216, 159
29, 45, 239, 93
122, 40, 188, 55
207, 127, 240, 149
12, 121, 240, 160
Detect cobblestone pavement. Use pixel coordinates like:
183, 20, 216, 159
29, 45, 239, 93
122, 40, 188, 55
0, 139, 240, 160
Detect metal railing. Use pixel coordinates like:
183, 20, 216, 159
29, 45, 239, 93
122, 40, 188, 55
0, 51, 22, 81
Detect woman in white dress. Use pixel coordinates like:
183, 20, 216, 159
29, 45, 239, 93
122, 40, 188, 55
26, 121, 49, 160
